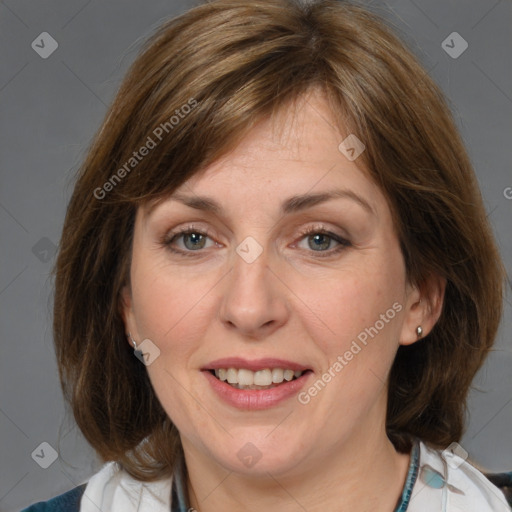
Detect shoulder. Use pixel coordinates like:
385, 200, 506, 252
81, 461, 173, 511
20, 483, 87, 512
18, 462, 119, 512
409, 440, 511, 511
22, 461, 175, 512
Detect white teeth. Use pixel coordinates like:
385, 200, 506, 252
226, 368, 238, 384
238, 369, 254, 386
254, 369, 272, 386
283, 369, 294, 381
212, 367, 305, 387
271, 368, 284, 384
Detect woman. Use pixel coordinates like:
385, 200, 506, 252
22, 0, 511, 510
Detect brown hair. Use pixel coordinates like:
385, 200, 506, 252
53, 0, 505, 480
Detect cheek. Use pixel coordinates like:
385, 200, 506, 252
293, 266, 405, 422
300, 252, 406, 362
130, 258, 218, 362
130, 264, 214, 428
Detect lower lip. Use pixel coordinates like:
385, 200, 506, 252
203, 370, 312, 410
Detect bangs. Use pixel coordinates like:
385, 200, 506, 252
91, 5, 343, 206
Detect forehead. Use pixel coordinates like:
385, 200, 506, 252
142, 89, 388, 222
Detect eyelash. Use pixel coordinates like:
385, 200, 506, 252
161, 223, 351, 258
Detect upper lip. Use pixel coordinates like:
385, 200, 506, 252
202, 357, 312, 372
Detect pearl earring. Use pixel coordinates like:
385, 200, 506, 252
416, 326, 423, 338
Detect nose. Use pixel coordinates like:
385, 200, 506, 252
219, 243, 289, 340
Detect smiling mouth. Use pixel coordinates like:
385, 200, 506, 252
208, 368, 312, 390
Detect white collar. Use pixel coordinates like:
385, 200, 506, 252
80, 461, 174, 512
406, 441, 510, 511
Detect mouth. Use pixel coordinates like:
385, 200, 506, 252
202, 358, 313, 409
207, 367, 312, 390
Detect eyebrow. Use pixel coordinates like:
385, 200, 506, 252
163, 188, 375, 216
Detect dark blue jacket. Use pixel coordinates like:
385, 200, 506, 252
20, 484, 86, 512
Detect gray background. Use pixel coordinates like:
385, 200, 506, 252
0, 1, 511, 511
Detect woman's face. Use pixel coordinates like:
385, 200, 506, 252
123, 90, 423, 477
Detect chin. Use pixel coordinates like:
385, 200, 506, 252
206, 434, 310, 476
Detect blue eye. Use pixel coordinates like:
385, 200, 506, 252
180, 232, 208, 250
303, 232, 338, 251
295, 227, 351, 257
164, 229, 214, 252
162, 224, 351, 258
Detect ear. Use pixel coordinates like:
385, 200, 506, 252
120, 284, 139, 348
399, 273, 446, 346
